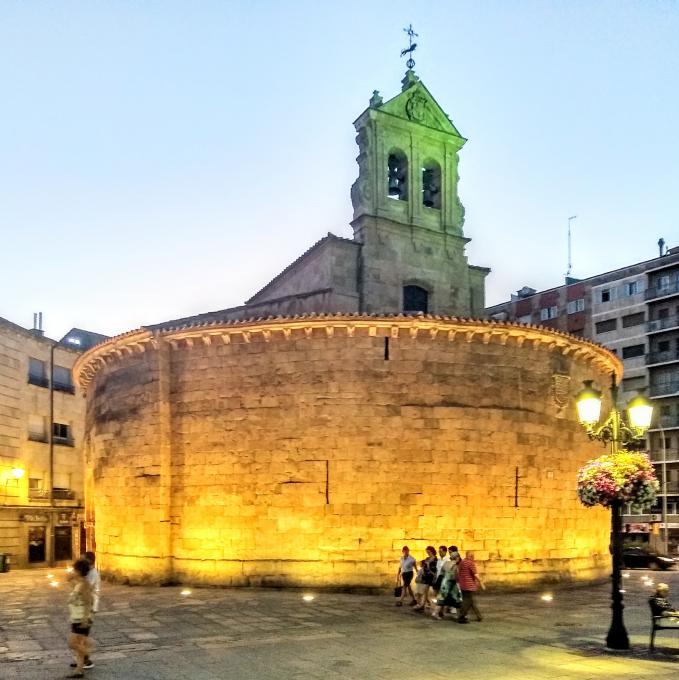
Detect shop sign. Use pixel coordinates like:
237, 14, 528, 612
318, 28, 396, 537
20, 513, 49, 523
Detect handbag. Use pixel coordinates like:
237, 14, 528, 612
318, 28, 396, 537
394, 585, 403, 598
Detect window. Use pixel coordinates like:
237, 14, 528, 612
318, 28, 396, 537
28, 358, 48, 388
517, 314, 532, 324
658, 275, 671, 290
403, 285, 428, 313
540, 306, 558, 321
387, 149, 408, 201
596, 318, 617, 334
622, 312, 645, 328
661, 405, 671, 416
658, 340, 671, 353
29, 477, 42, 490
600, 289, 611, 303
567, 299, 585, 314
658, 308, 670, 319
621, 344, 645, 359
52, 422, 73, 446
626, 281, 640, 296
53, 366, 74, 394
27, 415, 47, 442
421, 160, 441, 209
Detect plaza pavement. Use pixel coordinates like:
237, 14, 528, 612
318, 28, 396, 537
0, 567, 677, 679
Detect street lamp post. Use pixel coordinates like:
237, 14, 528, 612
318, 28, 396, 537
575, 373, 654, 651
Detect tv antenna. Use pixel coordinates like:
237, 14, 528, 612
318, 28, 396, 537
566, 215, 577, 277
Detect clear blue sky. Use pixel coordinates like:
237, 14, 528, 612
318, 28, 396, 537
2, 1, 678, 339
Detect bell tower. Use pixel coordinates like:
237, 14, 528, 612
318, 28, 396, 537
350, 36, 489, 317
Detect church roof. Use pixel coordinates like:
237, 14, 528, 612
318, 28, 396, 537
245, 232, 358, 304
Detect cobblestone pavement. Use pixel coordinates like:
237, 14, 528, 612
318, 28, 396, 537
0, 568, 678, 679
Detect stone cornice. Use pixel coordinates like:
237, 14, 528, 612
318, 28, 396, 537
73, 314, 622, 391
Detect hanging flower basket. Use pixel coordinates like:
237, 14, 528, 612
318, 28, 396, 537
577, 451, 659, 510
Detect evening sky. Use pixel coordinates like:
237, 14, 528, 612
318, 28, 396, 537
2, 1, 678, 338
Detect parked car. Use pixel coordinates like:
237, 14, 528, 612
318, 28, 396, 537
622, 546, 676, 570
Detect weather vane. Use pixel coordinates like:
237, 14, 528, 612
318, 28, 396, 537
401, 24, 418, 70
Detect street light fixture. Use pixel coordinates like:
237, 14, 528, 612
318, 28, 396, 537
575, 374, 653, 651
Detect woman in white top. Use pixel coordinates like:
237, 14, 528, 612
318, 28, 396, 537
395, 545, 417, 606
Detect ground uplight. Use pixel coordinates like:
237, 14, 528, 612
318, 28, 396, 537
540, 594, 553, 602
180, 589, 192, 596
302, 594, 315, 602
49, 581, 59, 588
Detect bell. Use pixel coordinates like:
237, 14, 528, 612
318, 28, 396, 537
422, 169, 439, 207
388, 175, 402, 197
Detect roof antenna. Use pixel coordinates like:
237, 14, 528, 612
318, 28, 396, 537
658, 237, 666, 257
566, 215, 577, 278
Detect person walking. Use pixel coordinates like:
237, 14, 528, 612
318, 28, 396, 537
413, 560, 428, 607
395, 545, 417, 606
413, 546, 437, 611
456, 550, 484, 623
66, 558, 93, 678
431, 549, 461, 619
70, 551, 100, 670
432, 545, 450, 603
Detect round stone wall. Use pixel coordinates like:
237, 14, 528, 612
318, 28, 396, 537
75, 316, 620, 588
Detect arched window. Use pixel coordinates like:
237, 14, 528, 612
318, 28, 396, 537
387, 150, 408, 201
403, 285, 429, 313
421, 160, 441, 209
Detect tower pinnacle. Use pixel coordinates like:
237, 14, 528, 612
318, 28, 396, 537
400, 24, 418, 71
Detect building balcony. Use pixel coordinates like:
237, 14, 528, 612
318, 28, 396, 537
650, 448, 679, 463
650, 381, 679, 398
27, 432, 48, 443
649, 415, 679, 431
27, 374, 49, 388
646, 349, 679, 367
645, 281, 679, 301
53, 381, 75, 394
647, 315, 679, 334
54, 435, 75, 447
52, 488, 76, 500
28, 488, 50, 500
29, 488, 77, 501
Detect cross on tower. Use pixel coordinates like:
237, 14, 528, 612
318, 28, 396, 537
400, 24, 418, 70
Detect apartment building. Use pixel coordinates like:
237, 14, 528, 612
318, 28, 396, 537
0, 316, 105, 569
486, 247, 679, 547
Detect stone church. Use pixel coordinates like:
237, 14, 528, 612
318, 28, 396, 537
157, 69, 489, 329
75, 67, 615, 589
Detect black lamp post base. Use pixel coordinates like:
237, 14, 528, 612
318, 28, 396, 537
605, 629, 630, 651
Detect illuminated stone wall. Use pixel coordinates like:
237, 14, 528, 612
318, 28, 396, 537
76, 316, 620, 588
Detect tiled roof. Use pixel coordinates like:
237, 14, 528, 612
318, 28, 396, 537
245, 233, 358, 304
